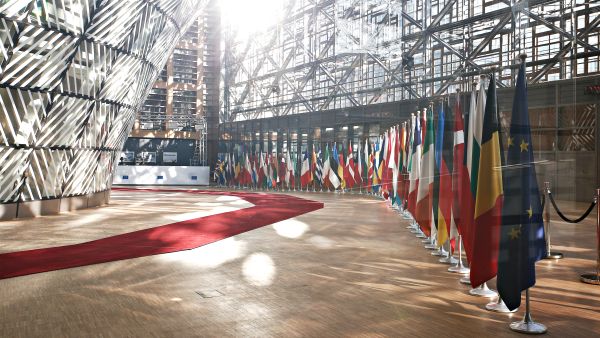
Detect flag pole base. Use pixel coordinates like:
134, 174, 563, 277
439, 255, 458, 264
424, 243, 437, 250
508, 288, 547, 334
459, 276, 471, 285
448, 263, 470, 274
415, 232, 426, 238
469, 283, 497, 298
510, 319, 547, 335
580, 273, 600, 285
421, 238, 432, 244
486, 298, 518, 313
544, 252, 564, 260
431, 247, 446, 256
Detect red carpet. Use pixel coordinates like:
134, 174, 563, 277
0, 188, 323, 279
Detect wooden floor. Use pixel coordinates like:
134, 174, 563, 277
0, 188, 599, 337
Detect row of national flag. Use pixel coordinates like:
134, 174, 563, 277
215, 152, 298, 189
215, 137, 409, 193
216, 60, 545, 311
402, 62, 546, 311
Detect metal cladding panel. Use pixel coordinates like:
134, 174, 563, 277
0, 0, 206, 203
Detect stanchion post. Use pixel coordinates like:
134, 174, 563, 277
580, 188, 600, 285
544, 181, 563, 259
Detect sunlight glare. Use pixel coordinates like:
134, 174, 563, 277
66, 213, 107, 227
242, 252, 276, 286
272, 219, 309, 239
219, 0, 283, 37
158, 237, 247, 268
307, 235, 334, 249
164, 207, 240, 221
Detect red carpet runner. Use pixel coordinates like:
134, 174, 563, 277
0, 188, 323, 279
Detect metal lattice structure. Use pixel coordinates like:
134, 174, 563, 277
0, 0, 205, 203
190, 116, 207, 165
220, 0, 600, 123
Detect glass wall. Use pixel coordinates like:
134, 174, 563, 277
220, 77, 599, 202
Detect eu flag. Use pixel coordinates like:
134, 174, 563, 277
497, 60, 547, 311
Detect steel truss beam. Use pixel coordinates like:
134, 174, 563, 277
436, 13, 512, 94
221, 0, 600, 122
531, 14, 600, 83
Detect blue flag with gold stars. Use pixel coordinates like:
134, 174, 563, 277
497, 60, 547, 311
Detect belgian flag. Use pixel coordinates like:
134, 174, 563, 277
470, 73, 504, 287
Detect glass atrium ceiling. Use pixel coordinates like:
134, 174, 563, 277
219, 0, 600, 122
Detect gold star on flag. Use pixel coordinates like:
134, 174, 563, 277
527, 207, 533, 219
508, 226, 521, 239
509, 226, 522, 240
507, 136, 514, 147
520, 139, 529, 152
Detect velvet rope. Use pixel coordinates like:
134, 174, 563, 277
547, 191, 596, 224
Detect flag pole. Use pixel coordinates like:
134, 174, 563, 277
460, 274, 471, 285
448, 235, 470, 273
404, 208, 413, 220
434, 244, 450, 259
411, 216, 424, 235
439, 241, 457, 264
403, 174, 412, 220
424, 239, 437, 250
543, 181, 563, 259
424, 226, 438, 250
509, 289, 547, 334
409, 220, 420, 233
580, 188, 600, 285
403, 193, 412, 220
486, 296, 517, 313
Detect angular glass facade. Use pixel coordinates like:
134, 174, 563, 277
0, 0, 204, 203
